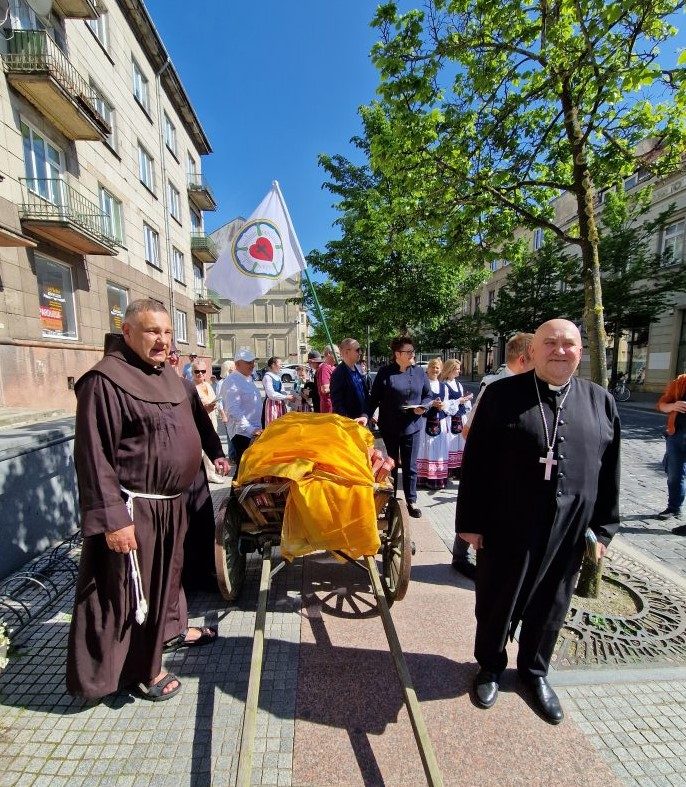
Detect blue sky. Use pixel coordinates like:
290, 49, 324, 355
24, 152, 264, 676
145, 1, 686, 261
145, 0, 381, 257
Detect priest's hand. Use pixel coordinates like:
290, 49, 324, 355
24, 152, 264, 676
214, 458, 231, 477
106, 525, 138, 553
458, 532, 483, 549
596, 542, 608, 561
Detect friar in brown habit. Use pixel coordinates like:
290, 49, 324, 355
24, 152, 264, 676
66, 300, 230, 701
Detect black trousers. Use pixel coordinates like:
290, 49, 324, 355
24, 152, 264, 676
381, 429, 420, 504
231, 434, 252, 476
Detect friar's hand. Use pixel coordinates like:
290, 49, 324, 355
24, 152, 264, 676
214, 458, 231, 476
355, 416, 368, 427
596, 542, 608, 561
458, 532, 483, 549
106, 524, 137, 553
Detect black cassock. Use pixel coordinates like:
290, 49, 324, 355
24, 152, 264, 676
455, 370, 620, 677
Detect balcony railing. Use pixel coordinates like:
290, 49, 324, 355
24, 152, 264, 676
3, 30, 110, 139
19, 177, 118, 253
187, 172, 217, 211
194, 287, 221, 314
191, 231, 218, 263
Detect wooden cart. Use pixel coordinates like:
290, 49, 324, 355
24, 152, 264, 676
213, 478, 443, 787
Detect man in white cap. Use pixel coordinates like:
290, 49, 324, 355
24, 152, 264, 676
221, 348, 262, 471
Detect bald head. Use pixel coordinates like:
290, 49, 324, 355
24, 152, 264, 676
531, 319, 582, 385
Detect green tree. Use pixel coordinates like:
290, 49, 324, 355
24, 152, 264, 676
308, 120, 487, 347
370, 0, 686, 387
486, 238, 580, 337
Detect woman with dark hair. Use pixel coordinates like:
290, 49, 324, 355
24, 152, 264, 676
368, 336, 435, 518
262, 356, 294, 427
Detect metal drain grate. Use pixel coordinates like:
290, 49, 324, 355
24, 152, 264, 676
553, 551, 686, 670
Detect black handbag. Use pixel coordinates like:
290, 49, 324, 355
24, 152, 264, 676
425, 408, 441, 437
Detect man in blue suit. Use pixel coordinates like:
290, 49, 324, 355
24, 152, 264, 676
331, 337, 369, 426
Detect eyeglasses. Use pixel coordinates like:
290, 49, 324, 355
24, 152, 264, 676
398, 349, 415, 355
194, 369, 207, 375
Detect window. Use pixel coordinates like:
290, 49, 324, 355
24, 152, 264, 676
187, 151, 197, 177
132, 58, 150, 113
193, 263, 203, 296
195, 315, 206, 346
163, 113, 177, 156
533, 228, 544, 250
106, 282, 128, 333
190, 208, 202, 233
624, 168, 651, 190
91, 84, 116, 150
99, 185, 125, 244
488, 289, 496, 309
86, 12, 109, 50
168, 181, 181, 222
138, 144, 155, 192
490, 259, 500, 272
172, 247, 185, 283
143, 223, 160, 268
21, 120, 64, 204
474, 295, 481, 312
174, 308, 188, 343
662, 221, 685, 266
10, 0, 64, 48
35, 256, 77, 340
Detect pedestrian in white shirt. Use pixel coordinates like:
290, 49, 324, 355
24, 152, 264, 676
220, 348, 262, 472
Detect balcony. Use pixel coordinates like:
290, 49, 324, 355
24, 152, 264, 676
187, 173, 217, 212
194, 288, 221, 315
19, 178, 119, 255
191, 232, 218, 264
53, 0, 100, 18
2, 30, 111, 141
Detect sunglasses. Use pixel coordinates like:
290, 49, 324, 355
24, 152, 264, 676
193, 369, 207, 374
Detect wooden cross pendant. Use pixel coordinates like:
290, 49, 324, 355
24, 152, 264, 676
539, 449, 557, 481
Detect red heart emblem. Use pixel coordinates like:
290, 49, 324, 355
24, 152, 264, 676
248, 237, 273, 262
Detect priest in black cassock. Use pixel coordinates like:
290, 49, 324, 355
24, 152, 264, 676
66, 300, 230, 702
456, 319, 620, 724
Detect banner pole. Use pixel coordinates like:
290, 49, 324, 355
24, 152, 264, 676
303, 267, 338, 364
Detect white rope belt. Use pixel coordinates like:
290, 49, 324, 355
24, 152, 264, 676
120, 485, 181, 625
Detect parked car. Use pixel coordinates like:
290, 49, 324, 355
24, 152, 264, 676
279, 364, 301, 383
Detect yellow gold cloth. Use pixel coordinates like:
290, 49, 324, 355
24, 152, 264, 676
236, 412, 380, 560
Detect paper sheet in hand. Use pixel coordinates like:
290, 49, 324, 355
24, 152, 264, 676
401, 404, 424, 410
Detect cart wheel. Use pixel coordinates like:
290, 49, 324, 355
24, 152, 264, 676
214, 493, 247, 601
382, 497, 412, 604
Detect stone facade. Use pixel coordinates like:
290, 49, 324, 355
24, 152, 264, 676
464, 168, 686, 392
0, 0, 217, 412
209, 219, 309, 367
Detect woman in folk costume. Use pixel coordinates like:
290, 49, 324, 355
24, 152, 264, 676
417, 357, 451, 490
262, 356, 295, 427
441, 359, 473, 479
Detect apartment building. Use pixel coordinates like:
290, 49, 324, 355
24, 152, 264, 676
0, 0, 218, 411
464, 167, 686, 393
209, 218, 309, 367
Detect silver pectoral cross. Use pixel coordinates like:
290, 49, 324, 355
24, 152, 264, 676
539, 449, 557, 481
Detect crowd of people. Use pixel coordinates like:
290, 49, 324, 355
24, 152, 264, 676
66, 299, 685, 729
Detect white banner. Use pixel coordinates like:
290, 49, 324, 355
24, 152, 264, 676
206, 181, 307, 305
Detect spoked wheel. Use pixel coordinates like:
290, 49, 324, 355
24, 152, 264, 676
614, 386, 630, 402
381, 497, 412, 605
214, 493, 247, 601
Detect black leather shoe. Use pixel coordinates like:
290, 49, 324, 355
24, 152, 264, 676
523, 676, 564, 724
672, 524, 686, 536
451, 559, 476, 580
656, 509, 681, 521
407, 504, 422, 518
473, 669, 499, 709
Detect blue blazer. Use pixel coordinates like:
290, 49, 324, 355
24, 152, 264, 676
368, 363, 434, 436
331, 362, 369, 419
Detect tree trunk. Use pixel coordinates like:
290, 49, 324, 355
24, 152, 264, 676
560, 84, 608, 390
561, 85, 608, 598
576, 555, 604, 598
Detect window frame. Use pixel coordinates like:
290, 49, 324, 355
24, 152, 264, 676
99, 184, 125, 245
21, 118, 65, 205
168, 180, 181, 223
90, 82, 117, 151
662, 220, 685, 266
132, 57, 150, 114
143, 222, 160, 269
137, 143, 155, 193
195, 314, 206, 347
533, 228, 544, 250
171, 246, 185, 284
174, 307, 188, 344
163, 113, 177, 157
86, 12, 109, 52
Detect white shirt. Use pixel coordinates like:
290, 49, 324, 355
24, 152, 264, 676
263, 371, 289, 401
221, 370, 262, 438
